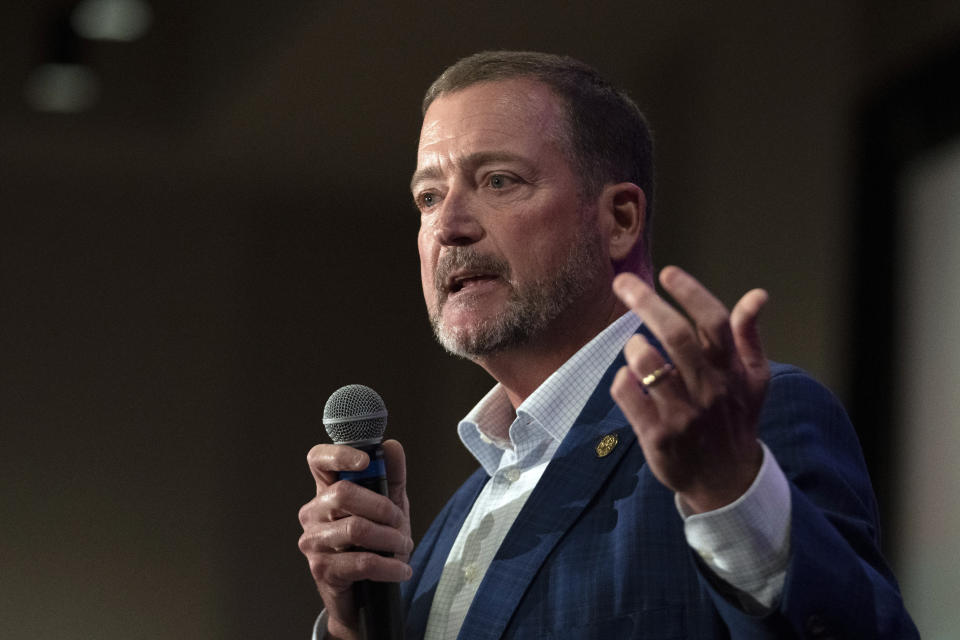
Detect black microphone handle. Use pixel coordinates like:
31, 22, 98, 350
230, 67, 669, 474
339, 441, 405, 640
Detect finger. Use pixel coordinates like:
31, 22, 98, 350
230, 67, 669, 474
623, 334, 670, 389
315, 479, 406, 527
298, 489, 389, 529
311, 550, 413, 588
299, 516, 414, 556
623, 332, 691, 412
383, 439, 408, 511
730, 288, 770, 386
307, 444, 369, 488
613, 272, 705, 390
610, 364, 660, 439
658, 266, 735, 364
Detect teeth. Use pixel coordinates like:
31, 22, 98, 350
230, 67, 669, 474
450, 275, 477, 293
448, 273, 497, 293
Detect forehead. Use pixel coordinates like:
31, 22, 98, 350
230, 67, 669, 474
415, 78, 567, 172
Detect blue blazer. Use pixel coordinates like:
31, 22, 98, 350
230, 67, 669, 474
401, 359, 917, 639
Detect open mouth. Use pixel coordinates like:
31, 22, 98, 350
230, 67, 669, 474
449, 274, 498, 293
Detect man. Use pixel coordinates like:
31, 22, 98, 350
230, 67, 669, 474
298, 51, 917, 639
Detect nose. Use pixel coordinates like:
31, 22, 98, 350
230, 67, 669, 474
432, 187, 483, 247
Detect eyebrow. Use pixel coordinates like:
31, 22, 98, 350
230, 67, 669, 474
409, 151, 530, 193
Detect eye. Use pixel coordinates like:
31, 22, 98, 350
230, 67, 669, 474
415, 191, 440, 211
487, 173, 517, 190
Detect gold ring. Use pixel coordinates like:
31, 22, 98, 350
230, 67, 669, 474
641, 364, 673, 387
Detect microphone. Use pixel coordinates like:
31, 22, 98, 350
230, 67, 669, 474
323, 384, 405, 640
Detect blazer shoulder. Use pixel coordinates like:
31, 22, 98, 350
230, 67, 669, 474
765, 361, 847, 412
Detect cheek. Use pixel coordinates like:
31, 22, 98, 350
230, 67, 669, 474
419, 263, 434, 299
417, 230, 436, 304
499, 218, 556, 270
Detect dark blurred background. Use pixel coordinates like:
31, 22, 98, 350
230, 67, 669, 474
3, 1, 960, 638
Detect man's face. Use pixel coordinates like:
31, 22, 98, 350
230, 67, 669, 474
412, 78, 607, 358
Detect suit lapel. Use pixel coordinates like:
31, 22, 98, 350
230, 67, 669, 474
456, 348, 642, 640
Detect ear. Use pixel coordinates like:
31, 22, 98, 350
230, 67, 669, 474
600, 182, 646, 263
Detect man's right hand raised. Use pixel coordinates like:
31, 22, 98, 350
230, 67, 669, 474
298, 439, 412, 640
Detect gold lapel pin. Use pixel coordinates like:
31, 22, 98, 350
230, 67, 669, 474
595, 433, 619, 458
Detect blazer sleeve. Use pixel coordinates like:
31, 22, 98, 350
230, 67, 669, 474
698, 365, 918, 638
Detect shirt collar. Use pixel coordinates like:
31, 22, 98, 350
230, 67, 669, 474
458, 311, 642, 476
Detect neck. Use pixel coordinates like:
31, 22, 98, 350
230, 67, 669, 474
473, 289, 628, 409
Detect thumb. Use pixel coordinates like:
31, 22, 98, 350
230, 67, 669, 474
383, 439, 408, 511
731, 288, 770, 385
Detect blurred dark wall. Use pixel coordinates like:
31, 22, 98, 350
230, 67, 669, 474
2, 2, 959, 638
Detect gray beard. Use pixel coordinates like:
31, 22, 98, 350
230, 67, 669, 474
429, 222, 604, 359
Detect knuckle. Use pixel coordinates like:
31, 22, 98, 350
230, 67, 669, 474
298, 501, 314, 527
313, 559, 339, 588
664, 326, 695, 350
321, 524, 345, 551
345, 517, 370, 542
312, 553, 348, 588
306, 444, 326, 468
623, 335, 644, 356
325, 480, 353, 507
384, 504, 404, 528
300, 530, 326, 555
316, 491, 338, 516
623, 343, 645, 369
354, 553, 374, 575
308, 555, 324, 580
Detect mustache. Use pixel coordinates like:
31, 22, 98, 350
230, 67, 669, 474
434, 248, 511, 296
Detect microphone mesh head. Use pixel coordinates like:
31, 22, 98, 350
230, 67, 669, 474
322, 384, 388, 444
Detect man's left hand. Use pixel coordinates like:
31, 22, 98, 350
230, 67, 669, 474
610, 266, 770, 513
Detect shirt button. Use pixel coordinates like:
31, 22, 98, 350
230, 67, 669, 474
504, 468, 521, 483
463, 563, 479, 582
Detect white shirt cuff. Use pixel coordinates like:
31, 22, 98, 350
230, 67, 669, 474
312, 610, 327, 640
675, 441, 791, 609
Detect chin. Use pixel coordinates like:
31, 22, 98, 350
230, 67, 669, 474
431, 308, 532, 359
434, 315, 487, 354
440, 304, 491, 329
